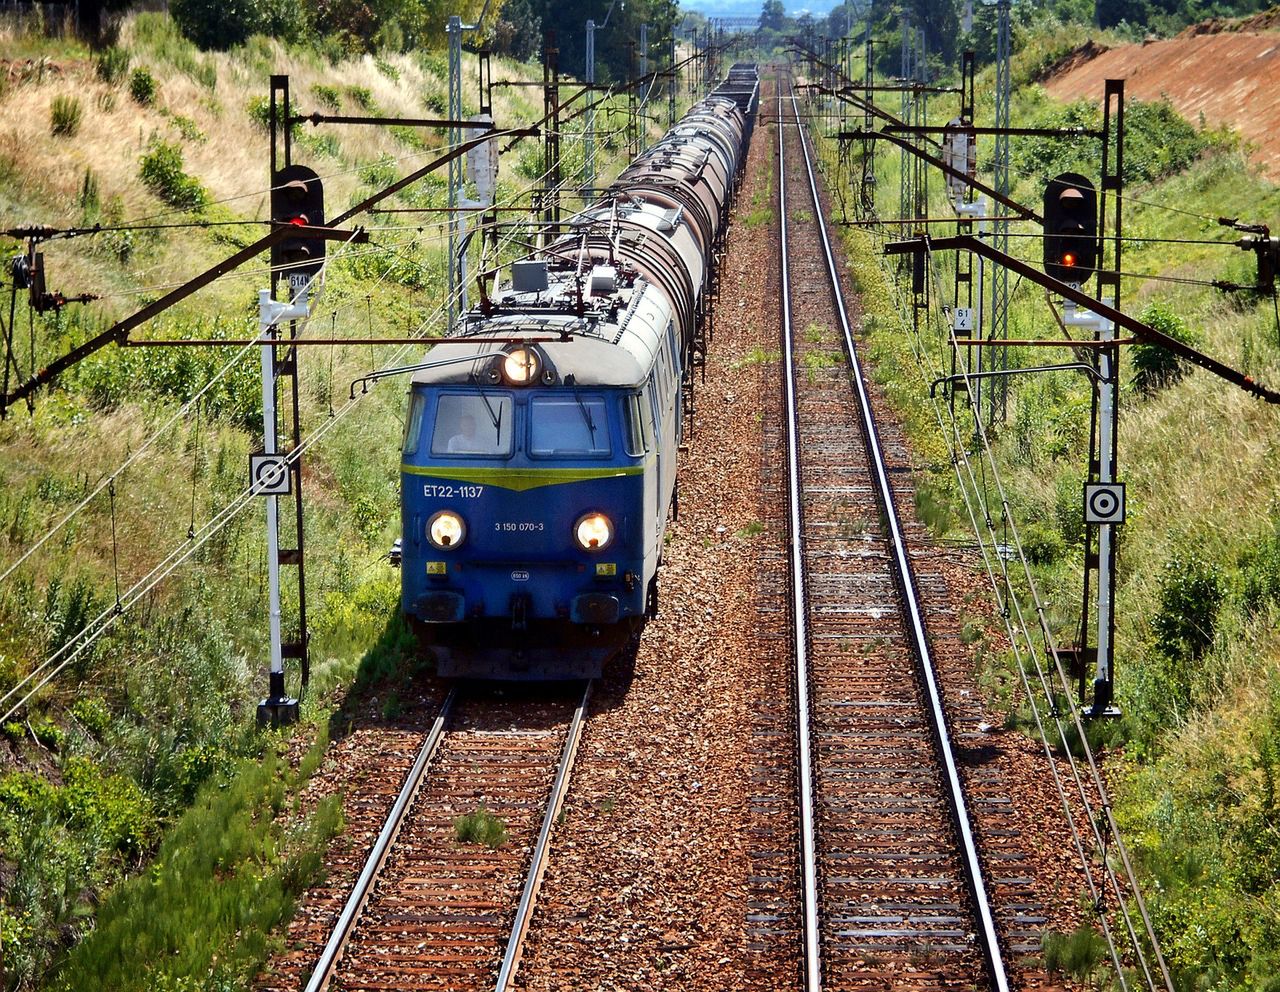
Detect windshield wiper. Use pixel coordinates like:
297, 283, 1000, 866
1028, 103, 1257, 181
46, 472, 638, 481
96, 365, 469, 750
467, 373, 504, 440
572, 389, 597, 441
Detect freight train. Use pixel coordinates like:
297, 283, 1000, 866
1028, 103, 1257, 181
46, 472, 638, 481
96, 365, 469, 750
397, 66, 759, 678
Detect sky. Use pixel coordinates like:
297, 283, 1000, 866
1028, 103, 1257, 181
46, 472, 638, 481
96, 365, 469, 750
682, 0, 843, 19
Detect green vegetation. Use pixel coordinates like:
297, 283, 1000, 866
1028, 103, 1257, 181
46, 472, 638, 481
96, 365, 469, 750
1014, 97, 1225, 186
94, 46, 130, 85
53, 746, 341, 991
138, 140, 210, 211
803, 349, 842, 382
453, 806, 508, 848
1042, 926, 1110, 980
48, 95, 83, 137
310, 83, 341, 112
1132, 302, 1199, 395
128, 65, 156, 105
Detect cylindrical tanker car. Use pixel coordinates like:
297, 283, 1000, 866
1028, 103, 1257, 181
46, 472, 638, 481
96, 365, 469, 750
399, 68, 759, 678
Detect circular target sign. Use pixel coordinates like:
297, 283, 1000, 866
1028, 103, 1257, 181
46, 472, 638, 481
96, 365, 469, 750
250, 453, 291, 496
1083, 482, 1125, 525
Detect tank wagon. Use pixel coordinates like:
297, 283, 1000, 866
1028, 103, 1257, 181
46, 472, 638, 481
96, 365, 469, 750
398, 68, 759, 678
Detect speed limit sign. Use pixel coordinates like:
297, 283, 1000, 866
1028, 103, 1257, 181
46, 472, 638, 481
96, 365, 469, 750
1083, 482, 1125, 524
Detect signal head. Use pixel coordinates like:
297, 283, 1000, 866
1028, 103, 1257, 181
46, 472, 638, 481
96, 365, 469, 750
271, 165, 325, 280
1043, 172, 1098, 285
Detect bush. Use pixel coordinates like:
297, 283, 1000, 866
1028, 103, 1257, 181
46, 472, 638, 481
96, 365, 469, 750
0, 759, 155, 858
1053, 469, 1086, 547
70, 697, 112, 737
128, 67, 156, 105
246, 95, 302, 137
139, 141, 209, 212
1021, 520, 1066, 565
1015, 98, 1216, 186
345, 85, 376, 112
171, 0, 260, 49
311, 83, 341, 111
1241, 527, 1280, 615
1133, 301, 1201, 395
1152, 546, 1227, 662
60, 757, 156, 858
72, 317, 258, 423
49, 94, 83, 137
95, 46, 131, 85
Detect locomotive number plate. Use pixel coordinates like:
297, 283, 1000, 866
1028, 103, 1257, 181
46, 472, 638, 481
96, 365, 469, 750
495, 521, 545, 532
422, 484, 485, 498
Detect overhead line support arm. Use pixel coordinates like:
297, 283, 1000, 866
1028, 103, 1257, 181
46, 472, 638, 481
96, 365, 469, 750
846, 129, 1042, 224
2, 224, 365, 412
886, 234, 1280, 403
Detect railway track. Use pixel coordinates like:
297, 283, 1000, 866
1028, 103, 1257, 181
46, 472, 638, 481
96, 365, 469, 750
267, 682, 589, 992
776, 81, 1010, 990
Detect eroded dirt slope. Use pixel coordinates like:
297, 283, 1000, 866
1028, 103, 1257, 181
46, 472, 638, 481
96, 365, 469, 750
1044, 23, 1280, 174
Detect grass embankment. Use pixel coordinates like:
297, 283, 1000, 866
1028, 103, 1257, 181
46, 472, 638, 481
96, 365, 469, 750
0, 12, 670, 987
809, 27, 1280, 989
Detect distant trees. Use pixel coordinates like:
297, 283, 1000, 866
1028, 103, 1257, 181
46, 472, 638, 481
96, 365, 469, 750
759, 0, 787, 32
486, 0, 681, 86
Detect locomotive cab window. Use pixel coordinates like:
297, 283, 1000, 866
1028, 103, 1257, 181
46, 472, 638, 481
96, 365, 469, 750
402, 392, 426, 455
623, 392, 651, 457
529, 394, 611, 457
430, 392, 514, 456
666, 322, 681, 378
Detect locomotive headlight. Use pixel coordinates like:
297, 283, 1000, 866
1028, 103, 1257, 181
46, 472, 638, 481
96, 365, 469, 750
502, 347, 541, 385
574, 512, 614, 551
428, 510, 467, 549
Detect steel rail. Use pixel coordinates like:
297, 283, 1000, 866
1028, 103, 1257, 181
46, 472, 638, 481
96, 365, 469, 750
303, 689, 457, 992
787, 85, 1012, 992
777, 85, 824, 992
494, 680, 593, 991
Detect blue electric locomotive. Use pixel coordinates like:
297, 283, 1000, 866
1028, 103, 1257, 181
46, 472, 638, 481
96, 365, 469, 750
399, 72, 758, 678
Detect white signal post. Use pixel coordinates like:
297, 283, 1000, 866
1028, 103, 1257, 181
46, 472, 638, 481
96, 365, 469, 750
585, 0, 623, 195
1062, 294, 1120, 713
256, 286, 309, 726
446, 0, 496, 331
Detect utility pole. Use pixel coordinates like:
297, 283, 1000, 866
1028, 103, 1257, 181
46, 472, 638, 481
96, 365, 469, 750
640, 22, 649, 109
949, 53, 980, 423
627, 38, 638, 156
990, 0, 1011, 423
584, 18, 596, 192
543, 31, 561, 234
585, 0, 623, 195
447, 14, 463, 333
668, 30, 677, 126
446, 0, 495, 326
861, 27, 875, 214
898, 15, 911, 230
254, 288, 307, 726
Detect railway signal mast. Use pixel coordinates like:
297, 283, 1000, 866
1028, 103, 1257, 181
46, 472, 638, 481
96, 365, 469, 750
1042, 172, 1121, 716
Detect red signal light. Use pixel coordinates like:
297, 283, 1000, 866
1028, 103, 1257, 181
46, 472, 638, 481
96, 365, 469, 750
288, 215, 308, 226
